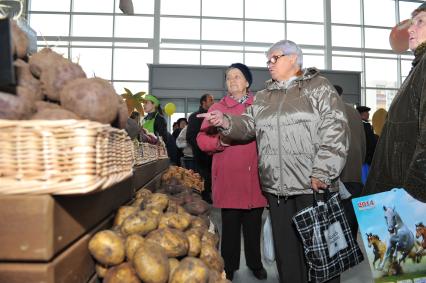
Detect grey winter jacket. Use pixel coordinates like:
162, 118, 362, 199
222, 68, 349, 197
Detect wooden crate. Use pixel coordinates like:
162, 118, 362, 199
0, 215, 112, 283
0, 177, 132, 261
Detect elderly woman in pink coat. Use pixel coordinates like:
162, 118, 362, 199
197, 63, 267, 281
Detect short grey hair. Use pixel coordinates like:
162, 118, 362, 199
266, 40, 303, 68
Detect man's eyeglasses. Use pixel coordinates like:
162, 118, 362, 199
266, 54, 286, 66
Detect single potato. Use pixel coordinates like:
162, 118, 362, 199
103, 262, 140, 283
125, 234, 145, 261
169, 257, 209, 283
145, 228, 189, 258
133, 241, 169, 283
88, 230, 125, 266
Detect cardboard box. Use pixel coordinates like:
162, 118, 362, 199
0, 216, 112, 283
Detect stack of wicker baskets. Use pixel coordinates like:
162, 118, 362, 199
0, 119, 134, 195
141, 142, 159, 164
132, 140, 144, 166
157, 137, 168, 159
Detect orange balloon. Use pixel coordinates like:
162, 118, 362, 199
389, 19, 410, 53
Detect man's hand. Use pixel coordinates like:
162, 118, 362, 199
197, 110, 230, 128
311, 177, 328, 192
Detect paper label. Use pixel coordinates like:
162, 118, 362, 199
324, 221, 348, 257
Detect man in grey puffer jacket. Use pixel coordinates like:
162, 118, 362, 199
199, 40, 349, 283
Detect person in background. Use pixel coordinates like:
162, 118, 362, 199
172, 122, 179, 132
198, 40, 348, 283
334, 85, 366, 239
197, 63, 267, 281
356, 106, 377, 165
176, 125, 195, 170
364, 2, 426, 202
172, 117, 188, 139
172, 117, 188, 166
126, 111, 142, 140
187, 93, 215, 203
142, 94, 178, 164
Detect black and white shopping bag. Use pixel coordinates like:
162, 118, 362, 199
292, 191, 364, 283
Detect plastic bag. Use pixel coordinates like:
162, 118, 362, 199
262, 211, 275, 264
293, 192, 363, 283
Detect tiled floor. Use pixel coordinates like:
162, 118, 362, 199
210, 208, 374, 283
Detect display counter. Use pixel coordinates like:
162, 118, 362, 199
0, 159, 170, 282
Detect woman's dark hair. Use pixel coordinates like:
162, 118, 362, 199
176, 117, 188, 125
157, 105, 164, 116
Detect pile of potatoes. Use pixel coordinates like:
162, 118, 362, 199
89, 189, 230, 283
0, 21, 128, 129
156, 167, 211, 217
161, 166, 204, 193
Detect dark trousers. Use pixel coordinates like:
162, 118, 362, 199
341, 182, 363, 240
198, 165, 212, 203
265, 193, 340, 283
221, 208, 264, 273
180, 156, 196, 171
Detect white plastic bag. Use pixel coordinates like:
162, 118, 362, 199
262, 211, 275, 264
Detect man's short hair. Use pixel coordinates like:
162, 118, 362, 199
334, 85, 343, 96
200, 93, 211, 105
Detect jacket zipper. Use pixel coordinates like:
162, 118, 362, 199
276, 88, 286, 205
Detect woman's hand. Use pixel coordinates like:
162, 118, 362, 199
311, 177, 328, 192
197, 110, 230, 128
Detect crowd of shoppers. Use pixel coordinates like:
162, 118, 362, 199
135, 4, 426, 280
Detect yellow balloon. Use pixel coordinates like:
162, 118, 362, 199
372, 108, 388, 136
164, 102, 176, 116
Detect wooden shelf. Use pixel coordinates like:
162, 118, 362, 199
0, 216, 112, 283
0, 159, 169, 262
0, 159, 170, 282
0, 177, 133, 261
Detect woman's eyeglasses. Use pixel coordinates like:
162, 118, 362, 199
266, 54, 286, 66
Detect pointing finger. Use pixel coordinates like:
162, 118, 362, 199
196, 113, 210, 118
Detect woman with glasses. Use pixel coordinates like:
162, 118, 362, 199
198, 40, 349, 283
197, 63, 267, 281
363, 2, 426, 203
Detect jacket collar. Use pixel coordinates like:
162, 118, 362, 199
265, 67, 319, 90
145, 112, 157, 120
220, 92, 254, 108
413, 41, 426, 67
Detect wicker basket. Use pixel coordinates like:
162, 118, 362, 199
141, 142, 158, 164
132, 140, 144, 166
0, 119, 134, 195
